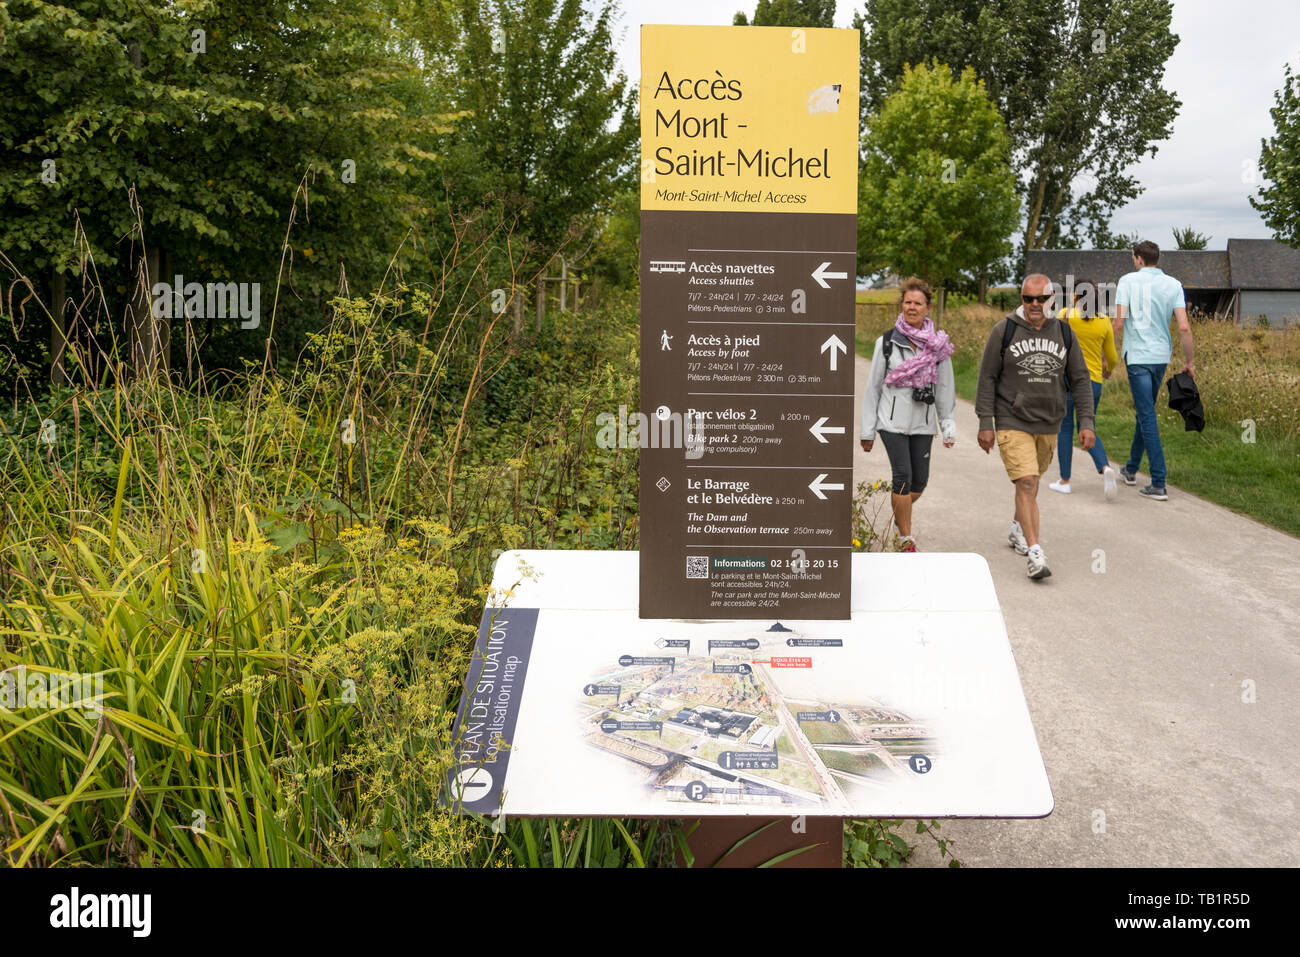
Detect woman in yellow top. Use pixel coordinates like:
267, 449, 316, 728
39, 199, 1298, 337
1049, 279, 1121, 500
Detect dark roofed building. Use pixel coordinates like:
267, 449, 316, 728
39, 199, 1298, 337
1026, 239, 1300, 326
1226, 240, 1300, 328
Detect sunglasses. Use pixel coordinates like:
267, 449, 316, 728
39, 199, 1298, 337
1021, 294, 1052, 304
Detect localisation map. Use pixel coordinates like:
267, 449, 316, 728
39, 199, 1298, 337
580, 624, 936, 810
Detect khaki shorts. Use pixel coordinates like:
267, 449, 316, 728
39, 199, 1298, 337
997, 429, 1055, 481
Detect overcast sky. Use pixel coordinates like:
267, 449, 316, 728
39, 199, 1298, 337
611, 0, 1300, 248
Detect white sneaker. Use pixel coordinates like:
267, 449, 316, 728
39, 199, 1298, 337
1102, 466, 1118, 502
1008, 520, 1029, 555
1027, 545, 1051, 580
1048, 479, 1071, 494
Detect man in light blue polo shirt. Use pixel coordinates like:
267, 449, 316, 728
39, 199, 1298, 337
1113, 240, 1196, 500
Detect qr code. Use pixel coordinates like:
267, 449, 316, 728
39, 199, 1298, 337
686, 556, 709, 579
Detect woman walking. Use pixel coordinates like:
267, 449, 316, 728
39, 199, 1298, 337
1048, 279, 1120, 500
859, 278, 956, 551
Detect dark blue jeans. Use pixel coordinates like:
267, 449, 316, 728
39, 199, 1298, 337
1057, 379, 1109, 480
1125, 362, 1167, 487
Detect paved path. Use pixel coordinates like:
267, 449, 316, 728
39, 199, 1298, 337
852, 353, 1300, 866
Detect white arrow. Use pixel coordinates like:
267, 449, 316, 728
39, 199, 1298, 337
811, 261, 848, 289
808, 416, 845, 443
820, 334, 847, 371
808, 473, 845, 500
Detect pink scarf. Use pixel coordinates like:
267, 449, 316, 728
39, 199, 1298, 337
883, 314, 954, 389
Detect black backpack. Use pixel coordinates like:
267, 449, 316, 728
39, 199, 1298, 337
880, 329, 901, 371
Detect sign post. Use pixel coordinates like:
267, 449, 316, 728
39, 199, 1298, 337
639, 25, 859, 620
443, 28, 1055, 871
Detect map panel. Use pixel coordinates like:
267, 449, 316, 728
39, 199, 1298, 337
446, 552, 1053, 819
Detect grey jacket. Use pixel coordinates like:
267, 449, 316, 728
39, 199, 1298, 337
860, 330, 957, 441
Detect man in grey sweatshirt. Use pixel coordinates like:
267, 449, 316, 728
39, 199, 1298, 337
976, 274, 1097, 580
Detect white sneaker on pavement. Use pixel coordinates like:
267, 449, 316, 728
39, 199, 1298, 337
1048, 479, 1071, 494
1008, 520, 1029, 555
1102, 466, 1118, 501
1027, 545, 1051, 580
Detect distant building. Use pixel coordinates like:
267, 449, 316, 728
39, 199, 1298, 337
749, 724, 781, 750
1026, 239, 1300, 326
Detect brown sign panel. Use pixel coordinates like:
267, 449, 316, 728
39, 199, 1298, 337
640, 210, 855, 618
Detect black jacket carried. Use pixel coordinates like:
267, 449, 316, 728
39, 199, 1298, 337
1166, 371, 1205, 432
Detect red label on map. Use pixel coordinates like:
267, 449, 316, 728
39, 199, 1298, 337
768, 657, 812, 668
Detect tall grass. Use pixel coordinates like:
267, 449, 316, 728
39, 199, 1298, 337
0, 211, 665, 866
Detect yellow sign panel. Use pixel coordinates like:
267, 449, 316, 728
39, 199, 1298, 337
641, 25, 859, 216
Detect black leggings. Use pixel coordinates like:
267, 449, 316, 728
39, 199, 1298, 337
879, 431, 933, 495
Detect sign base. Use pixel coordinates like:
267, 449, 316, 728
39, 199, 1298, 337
680, 815, 843, 868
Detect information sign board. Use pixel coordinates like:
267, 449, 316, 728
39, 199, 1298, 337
639, 25, 859, 619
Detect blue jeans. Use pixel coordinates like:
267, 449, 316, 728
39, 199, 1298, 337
1125, 363, 1167, 487
1058, 380, 1109, 480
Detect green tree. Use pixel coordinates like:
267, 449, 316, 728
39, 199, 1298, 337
170, 1, 443, 368
413, 0, 637, 275
1251, 58, 1300, 248
854, 0, 1181, 253
588, 187, 640, 289
0, 0, 242, 379
1172, 225, 1210, 250
857, 63, 1020, 301
1091, 227, 1142, 250
0, 0, 441, 381
734, 0, 835, 27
